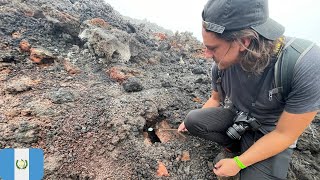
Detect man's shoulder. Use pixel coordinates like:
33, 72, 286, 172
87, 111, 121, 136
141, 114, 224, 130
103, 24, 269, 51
294, 43, 320, 68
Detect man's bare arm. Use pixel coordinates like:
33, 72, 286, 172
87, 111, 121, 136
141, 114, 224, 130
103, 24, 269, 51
202, 90, 221, 108
239, 111, 317, 167
178, 90, 221, 132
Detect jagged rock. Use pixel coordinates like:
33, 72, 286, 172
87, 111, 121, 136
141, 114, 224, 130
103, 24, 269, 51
79, 21, 131, 64
30, 47, 56, 64
42, 5, 81, 38
123, 77, 143, 92
107, 66, 128, 82
141, 100, 158, 121
63, 58, 81, 74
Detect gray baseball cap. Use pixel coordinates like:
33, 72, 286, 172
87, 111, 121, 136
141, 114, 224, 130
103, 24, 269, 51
202, 0, 285, 40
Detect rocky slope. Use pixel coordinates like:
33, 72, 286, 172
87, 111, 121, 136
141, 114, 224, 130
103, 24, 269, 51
0, 0, 319, 179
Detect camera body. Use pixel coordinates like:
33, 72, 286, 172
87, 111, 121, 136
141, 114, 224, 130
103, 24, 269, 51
226, 111, 262, 140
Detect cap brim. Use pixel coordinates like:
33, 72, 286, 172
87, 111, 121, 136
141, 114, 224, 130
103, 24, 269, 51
251, 18, 285, 41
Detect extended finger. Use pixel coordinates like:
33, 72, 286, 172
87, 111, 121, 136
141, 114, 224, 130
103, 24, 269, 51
181, 128, 188, 132
177, 122, 185, 132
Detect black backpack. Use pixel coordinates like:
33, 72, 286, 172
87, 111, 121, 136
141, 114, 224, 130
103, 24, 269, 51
272, 38, 315, 101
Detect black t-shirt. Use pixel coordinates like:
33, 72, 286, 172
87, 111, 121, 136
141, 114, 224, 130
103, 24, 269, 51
211, 44, 320, 131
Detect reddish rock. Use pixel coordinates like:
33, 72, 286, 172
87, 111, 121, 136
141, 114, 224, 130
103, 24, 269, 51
89, 18, 109, 28
19, 39, 31, 52
181, 151, 191, 161
107, 67, 127, 82
193, 97, 202, 103
155, 120, 174, 143
155, 120, 186, 142
154, 33, 167, 41
0, 68, 11, 81
29, 47, 55, 64
156, 161, 169, 177
63, 58, 80, 74
5, 109, 20, 118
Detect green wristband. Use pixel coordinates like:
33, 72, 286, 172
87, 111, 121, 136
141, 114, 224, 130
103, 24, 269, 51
233, 156, 247, 169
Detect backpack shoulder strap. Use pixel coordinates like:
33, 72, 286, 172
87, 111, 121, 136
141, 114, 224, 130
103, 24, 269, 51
216, 69, 225, 106
274, 38, 315, 100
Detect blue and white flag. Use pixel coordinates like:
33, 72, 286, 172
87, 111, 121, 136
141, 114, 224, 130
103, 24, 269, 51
0, 148, 43, 180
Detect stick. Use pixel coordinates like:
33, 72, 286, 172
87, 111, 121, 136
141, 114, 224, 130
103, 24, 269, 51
158, 128, 187, 139
178, 132, 187, 139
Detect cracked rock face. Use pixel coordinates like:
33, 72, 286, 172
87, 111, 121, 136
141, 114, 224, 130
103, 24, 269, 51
79, 26, 131, 64
0, 0, 319, 179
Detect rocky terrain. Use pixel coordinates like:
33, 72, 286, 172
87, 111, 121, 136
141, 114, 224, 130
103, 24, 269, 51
0, 0, 319, 179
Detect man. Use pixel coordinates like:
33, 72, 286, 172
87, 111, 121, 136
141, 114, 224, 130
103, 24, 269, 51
178, 0, 320, 179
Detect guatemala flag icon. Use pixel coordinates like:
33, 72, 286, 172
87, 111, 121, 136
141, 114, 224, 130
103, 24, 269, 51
0, 148, 44, 180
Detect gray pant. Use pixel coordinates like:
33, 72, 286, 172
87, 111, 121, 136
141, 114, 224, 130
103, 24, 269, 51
184, 107, 293, 180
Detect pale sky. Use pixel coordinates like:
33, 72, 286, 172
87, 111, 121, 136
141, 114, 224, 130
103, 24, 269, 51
105, 0, 320, 44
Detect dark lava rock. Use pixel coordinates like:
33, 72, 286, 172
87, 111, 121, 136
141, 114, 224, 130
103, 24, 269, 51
123, 77, 143, 92
192, 66, 207, 74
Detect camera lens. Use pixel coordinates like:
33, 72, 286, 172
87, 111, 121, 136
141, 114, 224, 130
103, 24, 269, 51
226, 124, 247, 140
226, 126, 241, 140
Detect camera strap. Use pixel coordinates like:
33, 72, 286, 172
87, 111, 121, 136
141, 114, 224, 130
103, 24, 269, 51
216, 70, 225, 106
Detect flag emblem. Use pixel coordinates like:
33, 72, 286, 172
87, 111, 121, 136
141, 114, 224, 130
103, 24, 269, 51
0, 148, 43, 180
16, 160, 28, 170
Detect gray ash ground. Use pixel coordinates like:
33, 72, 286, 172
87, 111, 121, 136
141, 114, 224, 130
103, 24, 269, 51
0, 0, 319, 179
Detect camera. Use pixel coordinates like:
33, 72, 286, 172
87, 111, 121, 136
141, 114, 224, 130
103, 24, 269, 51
226, 111, 262, 140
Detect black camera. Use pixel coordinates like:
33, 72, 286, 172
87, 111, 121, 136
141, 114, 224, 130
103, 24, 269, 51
226, 112, 262, 140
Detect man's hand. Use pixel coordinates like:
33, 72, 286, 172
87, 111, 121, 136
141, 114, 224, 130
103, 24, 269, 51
213, 158, 241, 177
177, 122, 188, 132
